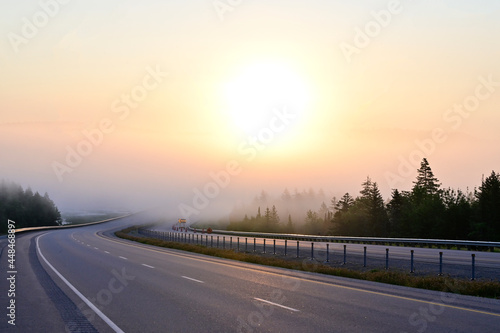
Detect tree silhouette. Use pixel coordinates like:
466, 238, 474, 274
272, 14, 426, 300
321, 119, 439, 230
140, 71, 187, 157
473, 171, 500, 240
413, 158, 441, 195
0, 180, 61, 233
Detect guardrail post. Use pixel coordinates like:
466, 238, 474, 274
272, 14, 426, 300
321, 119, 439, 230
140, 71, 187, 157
230, 237, 232, 249
296, 241, 300, 258
273, 239, 276, 255
237, 237, 240, 252
253, 238, 256, 252
263, 239, 266, 253
363, 246, 367, 267
438, 252, 443, 276
245, 238, 248, 252
211, 236, 213, 247
410, 250, 414, 273
285, 239, 287, 256
385, 248, 389, 270
326, 244, 330, 262
343, 245, 346, 265
471, 254, 476, 281
311, 243, 314, 260
217, 236, 220, 248
223, 236, 225, 249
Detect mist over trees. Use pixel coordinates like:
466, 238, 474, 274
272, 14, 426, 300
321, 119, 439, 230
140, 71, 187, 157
228, 188, 331, 234
0, 180, 62, 234
227, 159, 500, 241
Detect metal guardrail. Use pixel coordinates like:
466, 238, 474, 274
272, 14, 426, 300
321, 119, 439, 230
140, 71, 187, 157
188, 228, 500, 251
138, 228, 495, 279
12, 214, 133, 234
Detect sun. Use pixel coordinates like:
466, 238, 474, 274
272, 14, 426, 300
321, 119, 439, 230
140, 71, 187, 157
221, 61, 311, 135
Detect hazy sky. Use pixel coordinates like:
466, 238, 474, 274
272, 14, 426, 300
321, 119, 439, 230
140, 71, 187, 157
1, 0, 500, 218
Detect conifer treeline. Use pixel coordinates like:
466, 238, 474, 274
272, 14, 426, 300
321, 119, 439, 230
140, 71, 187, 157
0, 180, 62, 233
227, 159, 500, 241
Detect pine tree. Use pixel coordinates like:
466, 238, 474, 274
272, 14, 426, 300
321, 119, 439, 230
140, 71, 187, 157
335, 193, 354, 213
473, 171, 500, 240
286, 214, 294, 233
270, 205, 280, 225
413, 158, 441, 195
409, 159, 446, 238
281, 188, 292, 202
264, 207, 271, 224
387, 189, 409, 236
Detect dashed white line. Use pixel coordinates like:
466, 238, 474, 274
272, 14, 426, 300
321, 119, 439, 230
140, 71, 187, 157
104, 251, 110, 254
142, 264, 155, 269
36, 235, 124, 333
119, 256, 128, 260
253, 298, 300, 312
94, 247, 99, 250
181, 276, 204, 284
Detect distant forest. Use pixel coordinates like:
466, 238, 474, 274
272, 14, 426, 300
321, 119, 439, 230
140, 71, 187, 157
227, 159, 500, 241
0, 180, 62, 234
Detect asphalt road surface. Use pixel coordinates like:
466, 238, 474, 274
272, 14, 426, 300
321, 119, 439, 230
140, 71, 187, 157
1, 213, 500, 332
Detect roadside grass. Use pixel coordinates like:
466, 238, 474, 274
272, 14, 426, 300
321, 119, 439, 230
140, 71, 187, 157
116, 227, 500, 299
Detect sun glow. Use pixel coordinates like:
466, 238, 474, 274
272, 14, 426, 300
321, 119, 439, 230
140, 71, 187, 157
221, 61, 311, 135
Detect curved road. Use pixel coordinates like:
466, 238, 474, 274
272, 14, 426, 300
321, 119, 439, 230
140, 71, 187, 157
1, 213, 500, 332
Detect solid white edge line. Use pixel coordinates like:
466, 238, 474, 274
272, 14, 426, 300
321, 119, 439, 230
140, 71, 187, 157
181, 276, 204, 283
142, 264, 155, 269
254, 298, 300, 312
36, 234, 125, 333
119, 256, 127, 260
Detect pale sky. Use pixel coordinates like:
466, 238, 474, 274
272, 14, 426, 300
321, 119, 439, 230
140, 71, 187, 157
1, 0, 499, 216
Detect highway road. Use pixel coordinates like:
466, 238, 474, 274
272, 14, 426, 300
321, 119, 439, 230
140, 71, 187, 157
2, 213, 500, 332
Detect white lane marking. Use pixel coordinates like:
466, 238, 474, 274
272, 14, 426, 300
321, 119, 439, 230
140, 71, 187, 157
36, 234, 124, 333
94, 247, 99, 250
104, 251, 110, 254
254, 298, 300, 312
181, 276, 204, 284
142, 264, 155, 269
87, 244, 90, 247
119, 256, 128, 260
